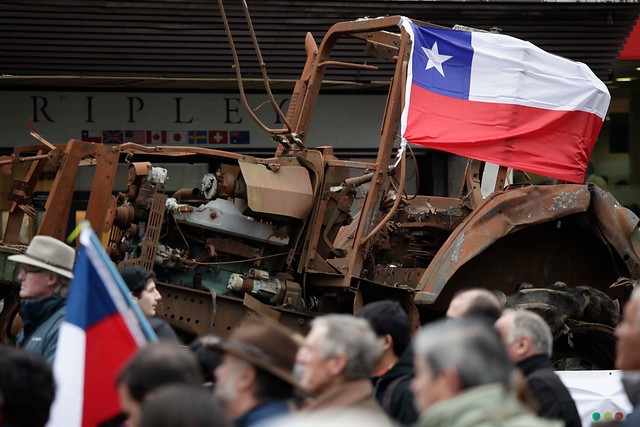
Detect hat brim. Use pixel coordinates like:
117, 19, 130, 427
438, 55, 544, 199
8, 254, 74, 279
213, 341, 302, 389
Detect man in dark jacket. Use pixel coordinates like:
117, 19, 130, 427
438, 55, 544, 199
495, 309, 581, 427
356, 300, 418, 425
9, 235, 76, 363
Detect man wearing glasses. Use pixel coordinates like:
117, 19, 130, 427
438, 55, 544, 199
9, 235, 76, 363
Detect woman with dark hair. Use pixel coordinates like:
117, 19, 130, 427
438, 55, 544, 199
139, 384, 230, 427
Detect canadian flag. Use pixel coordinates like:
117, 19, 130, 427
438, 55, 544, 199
146, 130, 166, 144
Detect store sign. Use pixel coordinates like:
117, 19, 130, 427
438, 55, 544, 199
0, 91, 386, 149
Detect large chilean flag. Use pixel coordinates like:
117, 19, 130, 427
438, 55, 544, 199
400, 19, 610, 183
47, 226, 154, 427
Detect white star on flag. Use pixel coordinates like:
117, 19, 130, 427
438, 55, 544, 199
422, 42, 452, 76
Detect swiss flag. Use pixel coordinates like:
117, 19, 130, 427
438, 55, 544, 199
209, 130, 228, 144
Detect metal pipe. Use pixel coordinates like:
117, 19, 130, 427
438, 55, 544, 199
216, 0, 290, 136
360, 147, 407, 246
240, 0, 293, 132
172, 188, 202, 203
0, 154, 49, 165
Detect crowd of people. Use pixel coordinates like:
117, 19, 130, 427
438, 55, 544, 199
2, 236, 640, 427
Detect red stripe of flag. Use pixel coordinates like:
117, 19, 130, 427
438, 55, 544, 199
404, 85, 601, 183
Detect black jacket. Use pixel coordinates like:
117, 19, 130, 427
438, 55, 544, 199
148, 316, 179, 342
517, 354, 581, 427
372, 344, 419, 426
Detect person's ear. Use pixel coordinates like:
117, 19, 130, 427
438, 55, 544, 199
237, 364, 257, 392
45, 272, 58, 287
515, 335, 531, 357
436, 367, 462, 399
382, 334, 394, 352
327, 354, 348, 377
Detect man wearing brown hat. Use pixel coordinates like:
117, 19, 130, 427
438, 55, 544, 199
212, 319, 300, 427
8, 235, 76, 363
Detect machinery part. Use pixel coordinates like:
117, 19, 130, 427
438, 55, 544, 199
148, 167, 168, 185
128, 162, 151, 185
504, 282, 621, 370
238, 161, 313, 220
415, 183, 640, 307
228, 273, 286, 305
552, 321, 616, 370
202, 173, 217, 199
156, 281, 311, 338
172, 187, 202, 203
175, 199, 290, 246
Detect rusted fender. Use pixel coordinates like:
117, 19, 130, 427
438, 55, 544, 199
414, 184, 640, 304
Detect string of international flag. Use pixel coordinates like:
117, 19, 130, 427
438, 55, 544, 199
81, 129, 250, 145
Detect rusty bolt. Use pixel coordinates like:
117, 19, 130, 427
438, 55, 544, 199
210, 210, 218, 219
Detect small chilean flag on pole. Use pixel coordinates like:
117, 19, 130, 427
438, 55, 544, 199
47, 224, 157, 427
399, 18, 611, 183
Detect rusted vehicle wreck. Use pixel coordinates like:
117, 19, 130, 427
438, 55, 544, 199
1, 14, 638, 369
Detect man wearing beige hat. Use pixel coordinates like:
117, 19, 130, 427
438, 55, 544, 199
212, 319, 301, 427
9, 235, 76, 363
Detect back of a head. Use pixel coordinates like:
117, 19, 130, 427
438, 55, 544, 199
465, 296, 502, 324
311, 315, 382, 380
510, 309, 553, 357
117, 342, 203, 403
0, 345, 55, 427
139, 384, 230, 427
188, 335, 224, 384
414, 318, 512, 391
355, 300, 411, 357
447, 289, 502, 324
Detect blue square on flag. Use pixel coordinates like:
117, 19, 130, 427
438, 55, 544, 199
410, 27, 473, 100
102, 130, 124, 145
81, 130, 102, 144
188, 130, 207, 144
230, 131, 250, 145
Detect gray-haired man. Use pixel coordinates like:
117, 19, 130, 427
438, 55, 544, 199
411, 318, 560, 427
495, 309, 580, 427
295, 314, 392, 423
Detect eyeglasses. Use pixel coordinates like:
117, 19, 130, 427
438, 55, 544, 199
19, 266, 45, 275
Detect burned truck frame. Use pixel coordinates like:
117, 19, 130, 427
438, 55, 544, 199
1, 15, 639, 369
